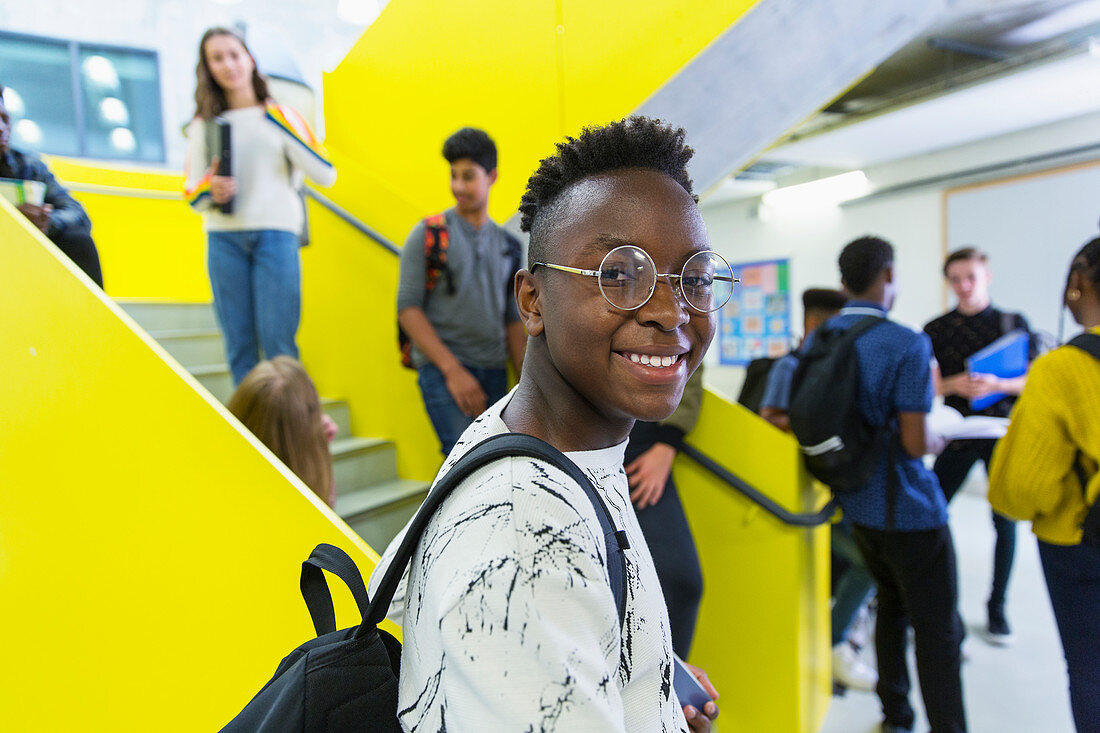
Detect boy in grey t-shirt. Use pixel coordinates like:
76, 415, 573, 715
397, 127, 525, 455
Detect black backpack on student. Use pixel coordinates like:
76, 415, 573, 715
219, 433, 628, 732
737, 356, 778, 413
1068, 333, 1100, 546
788, 316, 889, 492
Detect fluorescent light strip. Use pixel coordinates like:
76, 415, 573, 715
760, 170, 870, 210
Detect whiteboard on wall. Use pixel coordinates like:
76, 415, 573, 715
945, 161, 1100, 341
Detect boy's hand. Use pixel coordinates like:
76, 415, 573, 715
626, 442, 676, 508
445, 365, 487, 417
17, 203, 52, 233
681, 661, 719, 731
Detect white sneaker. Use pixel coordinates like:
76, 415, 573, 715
833, 642, 877, 692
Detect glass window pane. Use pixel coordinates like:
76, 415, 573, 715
79, 46, 164, 163
0, 34, 79, 156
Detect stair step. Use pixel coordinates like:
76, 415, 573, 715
151, 329, 225, 368
118, 301, 218, 332
331, 436, 398, 492
337, 479, 429, 551
191, 363, 234, 403
321, 398, 351, 437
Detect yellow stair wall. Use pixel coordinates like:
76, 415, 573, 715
321, 0, 758, 242
0, 199, 391, 730
679, 391, 831, 732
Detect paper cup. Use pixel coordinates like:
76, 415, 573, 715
22, 180, 46, 206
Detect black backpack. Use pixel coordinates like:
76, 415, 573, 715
788, 316, 889, 492
1068, 333, 1100, 546
737, 356, 778, 413
220, 433, 628, 732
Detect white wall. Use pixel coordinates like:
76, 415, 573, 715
0, 0, 377, 168
700, 109, 1100, 398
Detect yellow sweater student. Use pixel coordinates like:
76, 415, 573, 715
988, 234, 1100, 733
988, 325, 1100, 545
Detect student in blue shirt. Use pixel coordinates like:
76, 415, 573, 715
810, 236, 966, 733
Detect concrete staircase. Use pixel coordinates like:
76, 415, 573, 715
119, 301, 428, 551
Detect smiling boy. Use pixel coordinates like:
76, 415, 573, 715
372, 117, 722, 731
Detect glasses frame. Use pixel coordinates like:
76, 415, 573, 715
532, 245, 738, 313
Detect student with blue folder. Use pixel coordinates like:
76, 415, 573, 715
924, 247, 1037, 647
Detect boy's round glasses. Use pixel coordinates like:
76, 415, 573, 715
532, 245, 738, 313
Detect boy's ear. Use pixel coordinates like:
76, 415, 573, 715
515, 270, 544, 337
488, 168, 498, 186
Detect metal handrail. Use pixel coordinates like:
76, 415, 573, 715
679, 442, 838, 527
302, 187, 400, 256
63, 179, 403, 256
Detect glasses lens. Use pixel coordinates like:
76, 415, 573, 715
598, 245, 656, 310
681, 251, 735, 312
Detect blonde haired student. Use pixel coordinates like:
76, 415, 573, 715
228, 356, 336, 507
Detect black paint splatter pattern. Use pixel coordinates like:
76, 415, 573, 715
374, 399, 687, 732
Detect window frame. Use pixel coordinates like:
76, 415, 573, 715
0, 29, 166, 163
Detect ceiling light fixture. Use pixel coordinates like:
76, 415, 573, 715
3, 87, 25, 117
109, 128, 137, 152
760, 170, 871, 211
15, 119, 42, 145
99, 97, 129, 125
82, 55, 119, 89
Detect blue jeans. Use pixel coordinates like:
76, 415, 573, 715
207, 230, 301, 384
1039, 540, 1100, 733
417, 363, 507, 456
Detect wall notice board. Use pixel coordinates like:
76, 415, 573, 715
718, 258, 792, 366
945, 160, 1100, 340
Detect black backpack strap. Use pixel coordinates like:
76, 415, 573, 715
423, 214, 455, 297
1067, 334, 1100, 542
1068, 333, 1100, 360
300, 543, 373, 637
363, 433, 629, 632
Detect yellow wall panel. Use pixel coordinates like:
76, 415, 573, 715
322, 0, 761, 244
0, 199, 390, 731
298, 197, 440, 481
678, 391, 831, 732
43, 156, 210, 302
558, 1, 756, 132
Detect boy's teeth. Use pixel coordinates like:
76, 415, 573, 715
626, 353, 678, 368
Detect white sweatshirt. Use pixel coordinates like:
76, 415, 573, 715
369, 392, 688, 732
184, 103, 335, 234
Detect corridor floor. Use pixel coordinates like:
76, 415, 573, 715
820, 471, 1076, 733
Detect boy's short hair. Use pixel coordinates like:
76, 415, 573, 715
839, 236, 894, 296
943, 246, 987, 276
802, 288, 847, 317
519, 116, 696, 268
442, 127, 497, 173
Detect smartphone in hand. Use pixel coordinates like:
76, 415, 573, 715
673, 655, 713, 711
